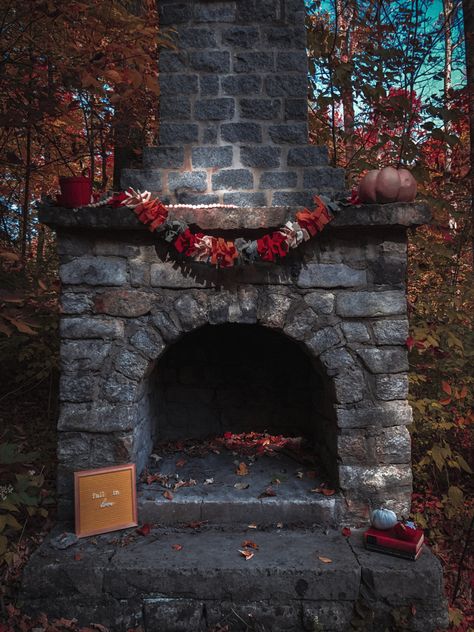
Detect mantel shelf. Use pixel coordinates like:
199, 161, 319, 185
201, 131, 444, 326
38, 201, 431, 232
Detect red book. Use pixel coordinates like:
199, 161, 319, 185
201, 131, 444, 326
364, 526, 424, 560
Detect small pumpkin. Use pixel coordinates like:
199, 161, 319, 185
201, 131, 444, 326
358, 167, 417, 204
370, 507, 398, 530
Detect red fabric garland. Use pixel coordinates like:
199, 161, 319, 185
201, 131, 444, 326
174, 229, 204, 256
295, 198, 332, 237
134, 199, 169, 231
256, 231, 289, 262
210, 237, 239, 268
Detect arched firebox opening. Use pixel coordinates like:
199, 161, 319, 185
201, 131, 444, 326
147, 324, 339, 488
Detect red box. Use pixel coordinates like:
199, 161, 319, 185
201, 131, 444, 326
364, 526, 424, 560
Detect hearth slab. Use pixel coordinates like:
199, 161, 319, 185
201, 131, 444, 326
21, 525, 447, 631
138, 451, 342, 526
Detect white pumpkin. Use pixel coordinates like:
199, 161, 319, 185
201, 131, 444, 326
370, 507, 398, 530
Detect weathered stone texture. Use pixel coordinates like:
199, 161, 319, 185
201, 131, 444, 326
337, 291, 406, 317
60, 257, 127, 286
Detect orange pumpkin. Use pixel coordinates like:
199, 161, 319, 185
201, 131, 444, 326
358, 167, 417, 204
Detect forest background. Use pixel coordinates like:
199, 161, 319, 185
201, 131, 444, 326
0, 0, 472, 629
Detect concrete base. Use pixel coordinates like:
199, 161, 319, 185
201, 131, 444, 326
21, 525, 447, 631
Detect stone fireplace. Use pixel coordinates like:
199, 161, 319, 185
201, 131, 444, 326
24, 2, 448, 630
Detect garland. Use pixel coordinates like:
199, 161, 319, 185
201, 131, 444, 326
99, 189, 334, 268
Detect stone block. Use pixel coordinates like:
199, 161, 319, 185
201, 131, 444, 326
237, 0, 281, 22
276, 51, 308, 72
337, 430, 370, 464
336, 401, 413, 429
194, 2, 236, 22
222, 26, 259, 49
152, 311, 183, 342
269, 124, 308, 144
341, 321, 371, 342
178, 28, 217, 49
212, 169, 253, 191
257, 292, 292, 328
222, 192, 267, 207
306, 326, 341, 355
199, 75, 219, 96
297, 263, 366, 288
173, 295, 207, 331
114, 349, 149, 381
103, 372, 143, 403
304, 291, 335, 314
58, 402, 138, 433
94, 290, 151, 317
262, 25, 307, 47
175, 192, 220, 205
336, 291, 406, 317
240, 146, 281, 168
221, 74, 261, 95
168, 171, 207, 192
159, 51, 187, 73
130, 328, 165, 360
61, 340, 111, 373
259, 171, 297, 189
284, 99, 308, 120
374, 426, 411, 463
202, 126, 218, 144
265, 75, 307, 97
303, 167, 345, 190
376, 373, 409, 400
150, 263, 209, 288
143, 147, 185, 169
143, 598, 203, 632
192, 146, 233, 168
272, 191, 313, 207
160, 74, 199, 96
189, 51, 230, 73
159, 97, 191, 121
319, 347, 356, 375
357, 348, 409, 374
61, 293, 92, 315
234, 52, 274, 73
159, 3, 193, 25
373, 319, 409, 345
239, 98, 281, 120
287, 145, 329, 166
194, 97, 235, 120
221, 122, 262, 143
339, 464, 412, 491
60, 375, 96, 402
120, 168, 162, 192
130, 261, 150, 287
60, 318, 124, 340
60, 256, 127, 286
334, 368, 365, 403
159, 123, 199, 145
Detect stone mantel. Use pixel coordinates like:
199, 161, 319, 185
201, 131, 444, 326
39, 201, 431, 232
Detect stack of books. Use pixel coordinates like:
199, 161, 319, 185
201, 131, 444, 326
364, 524, 424, 560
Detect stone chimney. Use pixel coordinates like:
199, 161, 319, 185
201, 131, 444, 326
121, 0, 345, 206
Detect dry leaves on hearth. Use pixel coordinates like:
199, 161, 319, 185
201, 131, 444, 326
172, 544, 183, 551
136, 523, 151, 536
234, 482, 249, 490
163, 490, 173, 501
259, 486, 276, 498
310, 486, 335, 496
242, 540, 259, 550
176, 458, 187, 468
318, 556, 332, 564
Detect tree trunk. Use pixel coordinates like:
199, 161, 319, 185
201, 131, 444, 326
336, 0, 356, 166
462, 0, 474, 256
443, 0, 454, 171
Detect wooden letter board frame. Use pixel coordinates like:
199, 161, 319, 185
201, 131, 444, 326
74, 464, 138, 538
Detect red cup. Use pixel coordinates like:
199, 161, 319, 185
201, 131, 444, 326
59, 176, 92, 208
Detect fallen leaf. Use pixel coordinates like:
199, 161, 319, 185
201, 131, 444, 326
296, 471, 304, 479
321, 488, 336, 496
234, 482, 250, 490
74, 552, 83, 561
163, 490, 173, 501
318, 556, 332, 563
242, 540, 259, 550
247, 523, 257, 529
276, 522, 283, 529
342, 527, 351, 537
236, 462, 249, 476
185, 520, 207, 529
238, 549, 254, 560
259, 486, 276, 498
204, 478, 214, 485
172, 544, 183, 551
136, 524, 151, 536
176, 458, 187, 468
